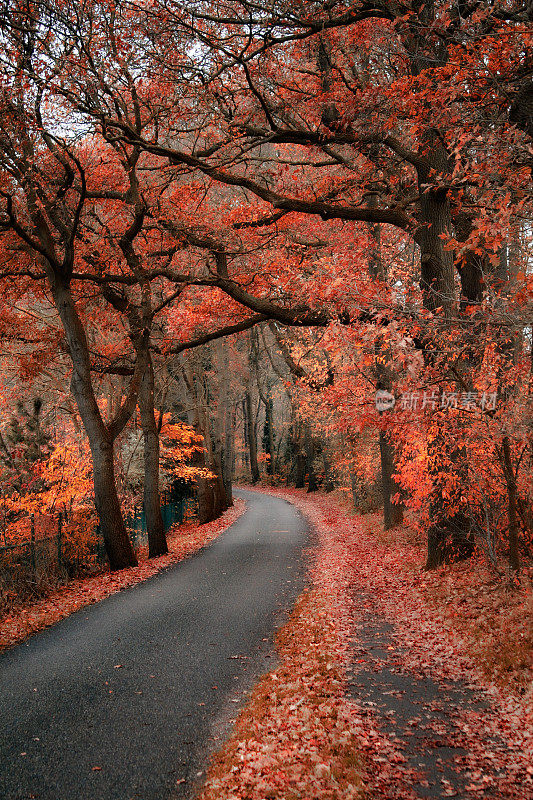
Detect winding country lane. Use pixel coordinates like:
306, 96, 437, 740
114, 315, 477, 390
0, 489, 310, 800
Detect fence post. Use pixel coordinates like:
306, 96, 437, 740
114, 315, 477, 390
57, 511, 62, 571
30, 513, 36, 573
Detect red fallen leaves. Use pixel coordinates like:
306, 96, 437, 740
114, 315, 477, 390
209, 487, 532, 800
199, 588, 364, 800
0, 500, 245, 653
303, 493, 532, 799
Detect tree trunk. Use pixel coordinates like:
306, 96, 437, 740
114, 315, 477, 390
53, 282, 137, 569
292, 419, 307, 488
294, 453, 306, 488
91, 441, 138, 569
379, 430, 404, 529
139, 358, 167, 558
223, 402, 234, 503
323, 449, 335, 492
305, 428, 319, 492
415, 134, 475, 568
216, 340, 234, 507
502, 436, 520, 576
183, 352, 229, 523
416, 133, 455, 317
197, 477, 216, 524
245, 392, 260, 483
263, 392, 275, 475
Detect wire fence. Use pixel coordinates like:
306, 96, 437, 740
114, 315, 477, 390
0, 493, 197, 609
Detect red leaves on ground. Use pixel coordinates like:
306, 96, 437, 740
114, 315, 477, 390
199, 489, 365, 800
202, 488, 532, 800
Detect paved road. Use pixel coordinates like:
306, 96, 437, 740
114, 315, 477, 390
0, 489, 310, 800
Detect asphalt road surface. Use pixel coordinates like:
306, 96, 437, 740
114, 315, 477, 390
0, 489, 310, 800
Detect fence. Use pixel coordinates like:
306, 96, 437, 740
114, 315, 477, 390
123, 494, 195, 548
0, 495, 197, 608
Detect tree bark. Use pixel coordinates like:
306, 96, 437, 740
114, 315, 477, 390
244, 391, 260, 483
501, 436, 520, 575
291, 418, 307, 488
414, 132, 477, 568
263, 391, 275, 475
215, 341, 234, 507
305, 427, 319, 492
138, 357, 167, 558
379, 430, 404, 529
53, 282, 138, 569
91, 441, 138, 569
416, 132, 455, 317
184, 352, 228, 523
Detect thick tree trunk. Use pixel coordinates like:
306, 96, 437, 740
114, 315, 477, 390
198, 456, 228, 523
182, 354, 225, 524
416, 134, 455, 317
379, 431, 404, 529
290, 419, 306, 488
415, 134, 476, 568
91, 443, 137, 569
196, 443, 227, 524
216, 341, 234, 508
263, 393, 275, 475
197, 478, 216, 524
222, 403, 234, 503
139, 358, 167, 558
305, 428, 320, 492
212, 427, 232, 512
323, 450, 335, 492
53, 282, 137, 569
294, 454, 306, 488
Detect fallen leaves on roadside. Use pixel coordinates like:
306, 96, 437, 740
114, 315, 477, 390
218, 487, 532, 800
198, 489, 365, 800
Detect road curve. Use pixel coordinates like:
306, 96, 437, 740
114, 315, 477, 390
0, 489, 310, 800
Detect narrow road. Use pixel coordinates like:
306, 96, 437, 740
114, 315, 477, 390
0, 489, 310, 800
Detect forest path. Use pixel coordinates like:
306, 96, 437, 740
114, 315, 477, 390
348, 593, 529, 799
0, 489, 310, 800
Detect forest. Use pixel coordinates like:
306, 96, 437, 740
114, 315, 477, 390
0, 1, 531, 799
